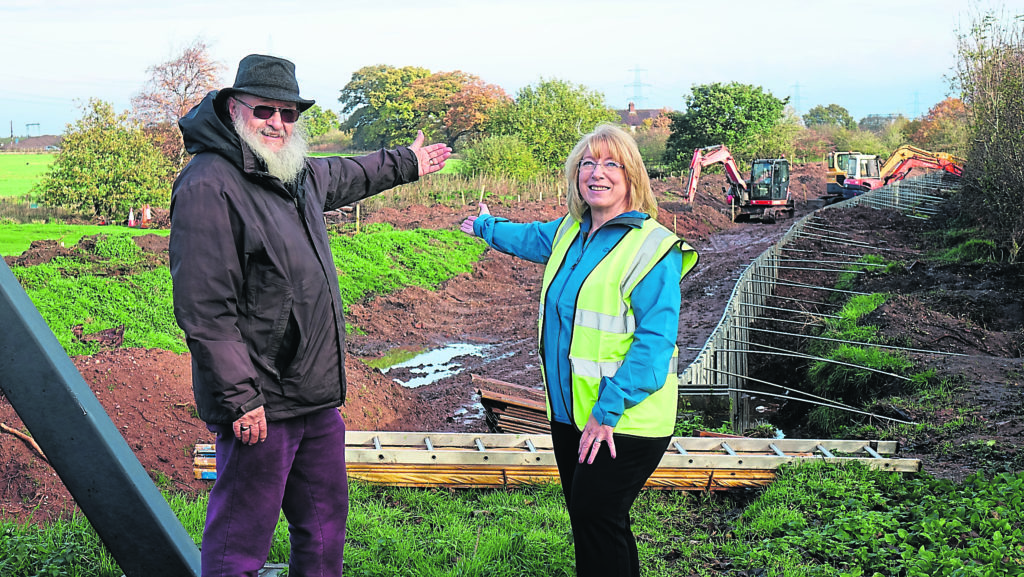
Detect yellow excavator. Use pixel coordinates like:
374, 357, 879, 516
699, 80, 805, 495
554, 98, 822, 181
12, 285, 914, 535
825, 151, 861, 197
826, 145, 965, 203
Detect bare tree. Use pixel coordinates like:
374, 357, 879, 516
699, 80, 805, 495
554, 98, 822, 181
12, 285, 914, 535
132, 38, 225, 170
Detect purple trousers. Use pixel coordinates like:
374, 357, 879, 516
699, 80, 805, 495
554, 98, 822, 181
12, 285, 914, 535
202, 408, 349, 577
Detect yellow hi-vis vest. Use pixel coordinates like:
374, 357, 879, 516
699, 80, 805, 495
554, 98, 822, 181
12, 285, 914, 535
539, 216, 696, 437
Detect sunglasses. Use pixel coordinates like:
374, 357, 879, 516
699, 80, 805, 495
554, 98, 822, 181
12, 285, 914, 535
233, 98, 300, 123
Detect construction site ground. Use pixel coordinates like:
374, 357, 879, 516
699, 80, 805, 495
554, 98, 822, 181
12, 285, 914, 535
1, 163, 1022, 525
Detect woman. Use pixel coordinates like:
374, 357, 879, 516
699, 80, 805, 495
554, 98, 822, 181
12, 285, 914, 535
461, 123, 698, 576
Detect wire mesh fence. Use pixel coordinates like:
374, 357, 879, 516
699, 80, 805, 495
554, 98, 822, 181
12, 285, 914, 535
679, 172, 959, 431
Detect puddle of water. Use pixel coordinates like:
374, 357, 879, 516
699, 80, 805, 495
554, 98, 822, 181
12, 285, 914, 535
381, 343, 490, 388
452, 391, 487, 424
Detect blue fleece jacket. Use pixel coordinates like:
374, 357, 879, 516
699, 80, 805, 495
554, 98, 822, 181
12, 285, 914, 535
474, 210, 684, 429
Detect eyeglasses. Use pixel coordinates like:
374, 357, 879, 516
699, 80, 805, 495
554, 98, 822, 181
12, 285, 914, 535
233, 98, 300, 123
579, 159, 625, 173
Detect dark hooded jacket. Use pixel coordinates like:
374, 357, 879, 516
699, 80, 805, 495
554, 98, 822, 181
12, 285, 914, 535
170, 91, 419, 424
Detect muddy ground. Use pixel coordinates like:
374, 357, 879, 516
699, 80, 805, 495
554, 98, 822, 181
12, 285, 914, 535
1, 163, 1021, 525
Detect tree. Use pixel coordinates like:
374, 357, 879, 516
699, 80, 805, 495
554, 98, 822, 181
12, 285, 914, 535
35, 99, 174, 220
408, 72, 510, 150
879, 116, 910, 151
664, 82, 788, 169
131, 38, 224, 170
487, 78, 618, 170
300, 104, 340, 140
793, 126, 834, 162
338, 65, 430, 149
803, 104, 856, 130
909, 97, 967, 153
953, 9, 1024, 260
338, 66, 511, 151
833, 127, 888, 157
857, 114, 904, 134
749, 106, 801, 160
633, 111, 673, 168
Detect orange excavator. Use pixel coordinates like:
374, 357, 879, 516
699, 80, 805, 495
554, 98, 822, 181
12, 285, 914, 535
836, 145, 965, 196
684, 144, 793, 223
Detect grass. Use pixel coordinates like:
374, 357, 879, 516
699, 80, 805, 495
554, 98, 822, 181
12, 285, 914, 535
330, 222, 487, 315
3, 223, 487, 356
0, 153, 53, 197
0, 223, 166, 257
4, 465, 1023, 576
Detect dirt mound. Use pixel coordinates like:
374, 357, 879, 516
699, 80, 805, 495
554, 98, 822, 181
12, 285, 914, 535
0, 349, 430, 524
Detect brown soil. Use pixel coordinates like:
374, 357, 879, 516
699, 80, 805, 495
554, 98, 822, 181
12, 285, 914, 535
2, 163, 1020, 525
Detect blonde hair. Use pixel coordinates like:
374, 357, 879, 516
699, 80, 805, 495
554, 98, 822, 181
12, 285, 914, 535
564, 123, 657, 222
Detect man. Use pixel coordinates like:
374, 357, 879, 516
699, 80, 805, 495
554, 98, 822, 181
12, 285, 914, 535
169, 54, 450, 577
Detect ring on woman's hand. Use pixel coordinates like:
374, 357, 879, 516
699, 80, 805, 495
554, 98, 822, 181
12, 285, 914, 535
240, 425, 250, 431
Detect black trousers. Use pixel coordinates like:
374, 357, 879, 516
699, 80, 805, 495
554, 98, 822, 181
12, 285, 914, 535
550, 420, 671, 577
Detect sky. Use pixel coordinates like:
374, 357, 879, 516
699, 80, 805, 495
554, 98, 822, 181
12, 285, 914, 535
1, 0, 1020, 137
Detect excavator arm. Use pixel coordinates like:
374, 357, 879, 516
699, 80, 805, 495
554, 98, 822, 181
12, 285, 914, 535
684, 144, 746, 203
880, 145, 966, 184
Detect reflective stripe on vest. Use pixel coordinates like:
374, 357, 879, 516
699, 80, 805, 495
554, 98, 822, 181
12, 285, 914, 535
539, 216, 684, 437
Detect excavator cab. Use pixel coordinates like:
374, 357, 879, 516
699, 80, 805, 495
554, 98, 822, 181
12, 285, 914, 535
686, 144, 793, 223
748, 159, 790, 204
729, 158, 792, 223
836, 154, 882, 196
826, 151, 860, 195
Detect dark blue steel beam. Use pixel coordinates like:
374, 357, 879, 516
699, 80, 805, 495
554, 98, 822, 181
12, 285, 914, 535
0, 258, 200, 577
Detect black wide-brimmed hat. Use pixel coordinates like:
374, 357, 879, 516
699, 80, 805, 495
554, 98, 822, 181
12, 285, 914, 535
215, 54, 315, 112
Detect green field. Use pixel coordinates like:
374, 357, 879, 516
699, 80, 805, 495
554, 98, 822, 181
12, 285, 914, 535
0, 153, 458, 201
0, 223, 167, 257
0, 153, 54, 197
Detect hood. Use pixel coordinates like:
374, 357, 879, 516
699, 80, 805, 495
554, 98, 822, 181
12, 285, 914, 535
179, 90, 244, 171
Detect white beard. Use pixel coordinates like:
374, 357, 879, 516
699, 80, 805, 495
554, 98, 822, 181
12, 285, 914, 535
232, 115, 309, 185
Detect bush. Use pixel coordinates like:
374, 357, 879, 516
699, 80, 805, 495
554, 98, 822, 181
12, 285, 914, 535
310, 129, 354, 153
462, 135, 542, 180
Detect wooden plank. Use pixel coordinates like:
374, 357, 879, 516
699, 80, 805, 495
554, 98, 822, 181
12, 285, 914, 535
346, 464, 560, 488
472, 374, 546, 400
494, 422, 549, 435
480, 391, 545, 412
487, 412, 547, 430
346, 464, 779, 491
